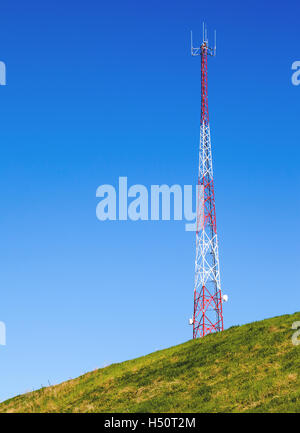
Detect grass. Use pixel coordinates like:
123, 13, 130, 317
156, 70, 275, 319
1, 312, 300, 413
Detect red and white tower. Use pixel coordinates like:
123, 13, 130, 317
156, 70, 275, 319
191, 26, 225, 339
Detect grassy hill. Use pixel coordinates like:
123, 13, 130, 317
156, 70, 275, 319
1, 312, 300, 413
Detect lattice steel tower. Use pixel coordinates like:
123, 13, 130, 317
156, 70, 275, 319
191, 25, 225, 338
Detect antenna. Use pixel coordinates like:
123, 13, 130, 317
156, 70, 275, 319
190, 30, 200, 56
190, 23, 216, 57
214, 30, 217, 56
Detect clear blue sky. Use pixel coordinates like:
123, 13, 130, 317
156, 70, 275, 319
0, 0, 299, 402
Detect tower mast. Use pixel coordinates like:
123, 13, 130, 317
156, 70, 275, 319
191, 25, 224, 338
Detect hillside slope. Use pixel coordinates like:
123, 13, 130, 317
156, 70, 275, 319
1, 312, 300, 413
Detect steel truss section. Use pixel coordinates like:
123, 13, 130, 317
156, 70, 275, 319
192, 30, 224, 339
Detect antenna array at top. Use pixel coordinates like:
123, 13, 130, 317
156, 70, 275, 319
191, 22, 216, 57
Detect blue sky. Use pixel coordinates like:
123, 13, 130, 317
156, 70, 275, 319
0, 0, 299, 402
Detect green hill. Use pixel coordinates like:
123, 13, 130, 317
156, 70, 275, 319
1, 312, 300, 413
